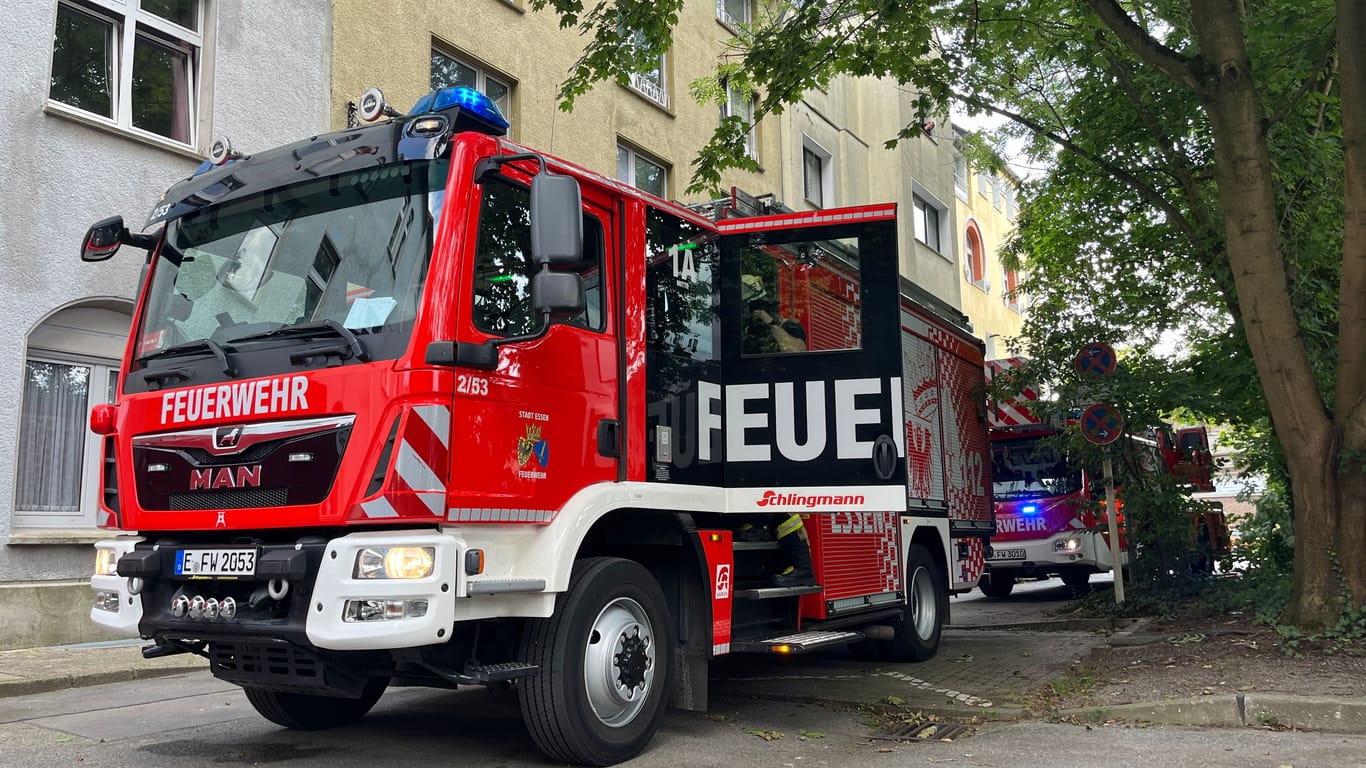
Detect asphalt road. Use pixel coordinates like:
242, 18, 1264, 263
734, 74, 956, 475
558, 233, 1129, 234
2, 670, 1363, 768
10, 574, 1356, 767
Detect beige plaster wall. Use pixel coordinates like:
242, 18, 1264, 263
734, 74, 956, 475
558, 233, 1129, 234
331, 0, 779, 203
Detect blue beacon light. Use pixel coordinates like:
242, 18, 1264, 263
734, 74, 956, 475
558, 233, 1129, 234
408, 86, 510, 135
1021, 504, 1040, 515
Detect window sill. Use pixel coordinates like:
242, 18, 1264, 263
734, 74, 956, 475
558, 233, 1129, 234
8, 528, 114, 546
44, 101, 205, 162
969, 279, 990, 295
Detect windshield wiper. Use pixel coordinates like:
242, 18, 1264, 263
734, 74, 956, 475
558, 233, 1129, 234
228, 319, 369, 362
137, 338, 237, 377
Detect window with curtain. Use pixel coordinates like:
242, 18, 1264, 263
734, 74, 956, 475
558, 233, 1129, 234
16, 359, 119, 527
48, 0, 203, 146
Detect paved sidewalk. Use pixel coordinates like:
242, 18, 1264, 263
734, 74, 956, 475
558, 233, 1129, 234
0, 640, 207, 698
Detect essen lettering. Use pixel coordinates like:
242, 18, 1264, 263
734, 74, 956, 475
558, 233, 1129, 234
160, 376, 310, 425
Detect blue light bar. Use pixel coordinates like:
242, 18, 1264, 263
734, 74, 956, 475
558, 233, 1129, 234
1021, 504, 1039, 515
408, 86, 509, 135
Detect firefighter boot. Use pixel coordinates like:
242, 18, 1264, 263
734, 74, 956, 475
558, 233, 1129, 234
735, 522, 773, 542
771, 514, 815, 587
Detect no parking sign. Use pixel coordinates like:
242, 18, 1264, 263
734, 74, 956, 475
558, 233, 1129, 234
1074, 342, 1118, 379
1080, 403, 1124, 445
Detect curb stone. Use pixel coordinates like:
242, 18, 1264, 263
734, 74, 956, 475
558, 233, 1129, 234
1055, 693, 1366, 734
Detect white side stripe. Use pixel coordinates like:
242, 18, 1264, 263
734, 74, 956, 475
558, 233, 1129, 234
413, 405, 450, 449
396, 440, 444, 492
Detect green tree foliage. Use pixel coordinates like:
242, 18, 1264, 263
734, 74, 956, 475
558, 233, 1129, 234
532, 0, 1365, 631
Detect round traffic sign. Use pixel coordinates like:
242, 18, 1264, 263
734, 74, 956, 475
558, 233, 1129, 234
1080, 403, 1124, 445
1074, 342, 1118, 379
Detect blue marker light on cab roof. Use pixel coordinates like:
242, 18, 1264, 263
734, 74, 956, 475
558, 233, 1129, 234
408, 86, 510, 136
1021, 504, 1040, 515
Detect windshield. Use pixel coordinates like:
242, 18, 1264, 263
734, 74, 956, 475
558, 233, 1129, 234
990, 436, 1083, 500
134, 160, 449, 368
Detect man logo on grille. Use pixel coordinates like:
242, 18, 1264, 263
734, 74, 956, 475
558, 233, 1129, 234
215, 426, 244, 450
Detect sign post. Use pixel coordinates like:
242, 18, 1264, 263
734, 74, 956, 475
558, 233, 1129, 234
1075, 344, 1125, 605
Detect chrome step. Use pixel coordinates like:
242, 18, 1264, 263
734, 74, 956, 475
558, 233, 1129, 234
730, 630, 864, 654
450, 662, 538, 684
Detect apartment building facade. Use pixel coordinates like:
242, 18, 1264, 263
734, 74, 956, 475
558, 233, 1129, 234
0, 0, 332, 649
952, 126, 1025, 359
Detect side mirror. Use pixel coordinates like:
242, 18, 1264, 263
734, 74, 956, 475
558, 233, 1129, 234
82, 216, 127, 262
530, 173, 582, 266
532, 270, 586, 318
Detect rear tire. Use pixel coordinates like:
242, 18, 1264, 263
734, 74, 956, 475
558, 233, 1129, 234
519, 557, 672, 766
880, 544, 945, 662
243, 678, 387, 730
978, 572, 1016, 598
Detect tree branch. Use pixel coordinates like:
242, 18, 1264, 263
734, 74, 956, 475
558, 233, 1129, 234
1085, 0, 1200, 91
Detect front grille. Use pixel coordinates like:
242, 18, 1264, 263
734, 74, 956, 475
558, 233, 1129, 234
181, 443, 278, 465
170, 487, 288, 510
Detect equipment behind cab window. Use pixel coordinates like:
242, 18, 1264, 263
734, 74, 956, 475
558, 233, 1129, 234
471, 178, 604, 336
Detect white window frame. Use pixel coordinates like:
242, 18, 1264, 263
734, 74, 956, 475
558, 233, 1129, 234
992, 176, 1004, 210
912, 192, 947, 257
616, 142, 669, 198
624, 28, 669, 109
1003, 269, 1024, 313
46, 0, 206, 151
801, 136, 833, 209
954, 154, 970, 201
431, 47, 514, 124
723, 81, 757, 161
717, 0, 751, 28
964, 218, 990, 292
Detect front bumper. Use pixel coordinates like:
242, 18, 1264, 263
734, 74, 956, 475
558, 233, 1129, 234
985, 530, 1121, 575
93, 530, 464, 652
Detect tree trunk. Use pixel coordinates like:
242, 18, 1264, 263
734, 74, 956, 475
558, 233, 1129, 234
1336, 0, 1366, 604
1187, 0, 1341, 628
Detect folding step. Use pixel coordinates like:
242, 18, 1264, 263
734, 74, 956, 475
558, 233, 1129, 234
438, 661, 538, 685
733, 584, 822, 600
730, 630, 864, 654
733, 540, 781, 551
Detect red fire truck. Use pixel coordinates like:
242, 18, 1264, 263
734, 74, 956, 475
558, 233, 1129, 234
83, 86, 992, 765
980, 359, 1226, 597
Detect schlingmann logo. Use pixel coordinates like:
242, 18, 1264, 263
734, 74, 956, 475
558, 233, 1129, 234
756, 490, 866, 508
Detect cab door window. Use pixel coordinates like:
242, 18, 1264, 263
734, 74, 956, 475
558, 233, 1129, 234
471, 178, 604, 336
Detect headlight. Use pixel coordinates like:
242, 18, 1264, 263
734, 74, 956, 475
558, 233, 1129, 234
1053, 538, 1082, 553
353, 546, 435, 579
95, 548, 119, 576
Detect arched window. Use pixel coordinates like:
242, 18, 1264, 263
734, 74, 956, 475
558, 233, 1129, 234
965, 221, 987, 290
15, 301, 131, 529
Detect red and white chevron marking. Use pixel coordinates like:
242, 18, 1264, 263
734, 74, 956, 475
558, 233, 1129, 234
353, 405, 449, 521
986, 358, 1038, 427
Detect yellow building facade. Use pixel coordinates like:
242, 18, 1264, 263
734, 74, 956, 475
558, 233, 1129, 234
952, 127, 1025, 359
330, 0, 965, 309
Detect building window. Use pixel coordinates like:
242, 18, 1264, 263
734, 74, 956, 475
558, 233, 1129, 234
977, 170, 991, 199
912, 194, 943, 254
432, 48, 512, 122
16, 304, 131, 529
717, 0, 751, 28
48, 0, 204, 146
992, 176, 1003, 210
1004, 269, 1022, 312
724, 81, 757, 160
801, 138, 832, 208
617, 143, 668, 199
954, 155, 969, 201
1005, 184, 1017, 221
965, 221, 988, 291
624, 28, 668, 108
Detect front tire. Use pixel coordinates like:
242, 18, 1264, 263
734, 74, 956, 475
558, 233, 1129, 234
1060, 570, 1093, 589
519, 557, 672, 766
979, 572, 1016, 598
243, 678, 387, 730
880, 544, 945, 662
